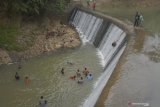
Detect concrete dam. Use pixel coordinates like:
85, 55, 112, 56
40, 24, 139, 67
69, 7, 129, 107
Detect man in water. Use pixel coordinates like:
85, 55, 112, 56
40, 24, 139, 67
61, 68, 64, 75
76, 69, 81, 77
15, 72, 20, 80
25, 76, 30, 86
83, 68, 89, 77
39, 96, 47, 107
87, 74, 93, 80
70, 75, 76, 80
78, 77, 84, 84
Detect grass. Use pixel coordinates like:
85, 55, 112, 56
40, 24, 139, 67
0, 25, 24, 51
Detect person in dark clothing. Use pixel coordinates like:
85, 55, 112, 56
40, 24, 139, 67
61, 68, 64, 75
134, 12, 140, 27
15, 72, 20, 80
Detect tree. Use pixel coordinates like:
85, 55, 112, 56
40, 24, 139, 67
0, 0, 70, 16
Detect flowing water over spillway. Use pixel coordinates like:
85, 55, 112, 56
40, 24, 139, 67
0, 9, 127, 107
70, 9, 127, 107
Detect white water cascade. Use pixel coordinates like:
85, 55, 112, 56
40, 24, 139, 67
70, 9, 127, 107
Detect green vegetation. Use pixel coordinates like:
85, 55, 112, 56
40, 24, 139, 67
0, 0, 71, 51
0, 0, 70, 16
0, 25, 23, 51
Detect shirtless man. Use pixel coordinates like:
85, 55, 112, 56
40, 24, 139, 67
83, 68, 89, 77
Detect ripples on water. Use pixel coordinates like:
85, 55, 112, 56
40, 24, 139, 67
0, 44, 103, 107
105, 35, 160, 107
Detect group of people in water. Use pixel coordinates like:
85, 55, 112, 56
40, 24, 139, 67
15, 72, 30, 85
61, 67, 93, 84
15, 65, 30, 86
15, 65, 47, 107
134, 12, 144, 27
86, 0, 96, 10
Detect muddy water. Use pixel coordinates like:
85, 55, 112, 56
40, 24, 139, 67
92, 3, 160, 107
104, 35, 160, 107
0, 44, 103, 107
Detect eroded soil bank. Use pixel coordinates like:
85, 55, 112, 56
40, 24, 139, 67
0, 16, 81, 65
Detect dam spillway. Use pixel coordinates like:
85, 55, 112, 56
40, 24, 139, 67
0, 7, 129, 107
69, 8, 127, 107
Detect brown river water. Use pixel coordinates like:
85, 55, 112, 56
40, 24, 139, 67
95, 5, 160, 107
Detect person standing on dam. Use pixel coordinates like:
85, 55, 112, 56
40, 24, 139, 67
134, 12, 140, 27
139, 13, 144, 27
86, 0, 90, 7
92, 0, 96, 11
24, 76, 30, 86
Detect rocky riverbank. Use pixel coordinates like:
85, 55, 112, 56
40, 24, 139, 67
0, 19, 81, 65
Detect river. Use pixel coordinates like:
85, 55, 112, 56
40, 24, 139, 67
0, 44, 103, 107
96, 4, 160, 107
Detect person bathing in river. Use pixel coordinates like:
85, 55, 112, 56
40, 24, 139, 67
25, 76, 30, 86
76, 69, 81, 77
61, 68, 64, 75
87, 74, 93, 80
78, 77, 84, 84
39, 96, 47, 107
15, 72, 20, 80
70, 75, 76, 80
83, 67, 89, 77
